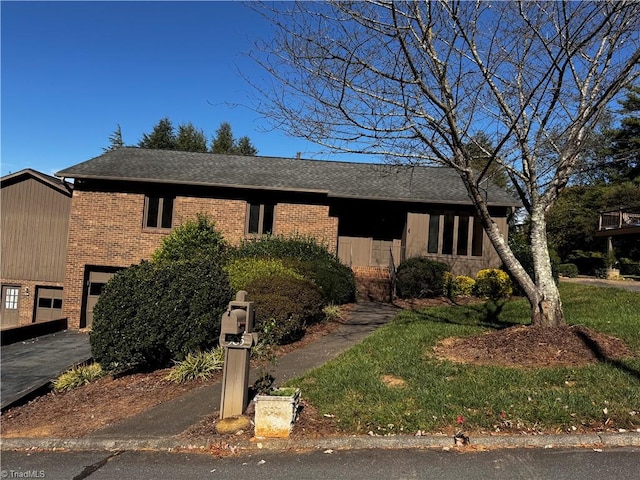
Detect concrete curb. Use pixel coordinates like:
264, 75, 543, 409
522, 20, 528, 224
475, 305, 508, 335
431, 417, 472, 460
2, 432, 639, 453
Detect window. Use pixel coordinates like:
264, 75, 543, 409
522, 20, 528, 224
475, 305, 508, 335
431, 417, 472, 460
144, 195, 174, 229
427, 214, 440, 254
4, 287, 19, 310
456, 215, 469, 256
247, 203, 275, 234
442, 212, 455, 255
472, 214, 484, 256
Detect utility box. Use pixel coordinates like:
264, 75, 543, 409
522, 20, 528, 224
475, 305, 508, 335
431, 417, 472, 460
219, 291, 258, 419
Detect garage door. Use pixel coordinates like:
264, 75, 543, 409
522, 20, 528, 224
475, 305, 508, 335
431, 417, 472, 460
35, 287, 63, 322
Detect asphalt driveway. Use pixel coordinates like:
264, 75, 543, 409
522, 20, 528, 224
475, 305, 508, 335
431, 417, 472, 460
1, 330, 91, 410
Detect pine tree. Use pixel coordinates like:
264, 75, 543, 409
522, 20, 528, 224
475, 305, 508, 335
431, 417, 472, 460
103, 124, 124, 152
175, 123, 208, 152
138, 117, 177, 150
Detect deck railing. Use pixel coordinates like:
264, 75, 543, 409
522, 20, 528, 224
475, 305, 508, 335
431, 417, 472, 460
598, 209, 640, 230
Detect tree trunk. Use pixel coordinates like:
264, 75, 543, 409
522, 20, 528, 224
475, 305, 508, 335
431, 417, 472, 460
467, 181, 566, 328
529, 208, 566, 327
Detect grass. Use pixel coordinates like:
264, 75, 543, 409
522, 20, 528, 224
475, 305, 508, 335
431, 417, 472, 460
288, 283, 640, 435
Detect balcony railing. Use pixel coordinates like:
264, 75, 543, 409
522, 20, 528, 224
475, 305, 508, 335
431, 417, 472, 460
598, 209, 640, 230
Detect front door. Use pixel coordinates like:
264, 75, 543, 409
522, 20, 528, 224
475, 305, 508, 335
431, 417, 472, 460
1, 285, 20, 328
84, 271, 116, 328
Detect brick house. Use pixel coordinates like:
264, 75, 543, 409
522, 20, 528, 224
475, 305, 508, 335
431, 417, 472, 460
56, 148, 519, 329
1, 169, 72, 329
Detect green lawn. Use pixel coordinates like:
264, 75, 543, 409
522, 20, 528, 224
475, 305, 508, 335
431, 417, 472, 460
289, 283, 640, 435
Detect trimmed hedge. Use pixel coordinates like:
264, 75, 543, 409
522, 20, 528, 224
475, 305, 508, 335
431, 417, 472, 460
246, 275, 325, 345
152, 214, 228, 263
395, 257, 450, 299
90, 258, 233, 373
225, 257, 303, 292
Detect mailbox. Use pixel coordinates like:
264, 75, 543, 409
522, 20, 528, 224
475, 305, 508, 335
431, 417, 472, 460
219, 290, 257, 348
219, 290, 259, 419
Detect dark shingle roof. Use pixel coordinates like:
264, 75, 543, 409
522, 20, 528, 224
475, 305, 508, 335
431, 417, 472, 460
56, 148, 519, 206
2, 168, 72, 196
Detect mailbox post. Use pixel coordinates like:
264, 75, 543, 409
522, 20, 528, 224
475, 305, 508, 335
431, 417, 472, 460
219, 290, 258, 419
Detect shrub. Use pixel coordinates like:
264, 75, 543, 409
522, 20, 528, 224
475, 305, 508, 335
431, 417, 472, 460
246, 275, 325, 345
566, 250, 607, 276
152, 214, 228, 263
620, 258, 640, 276
90, 257, 233, 373
165, 348, 225, 383
558, 263, 579, 278
395, 257, 450, 298
234, 234, 333, 262
225, 257, 303, 292
473, 269, 513, 299
444, 273, 476, 298
285, 258, 356, 305
233, 234, 356, 305
53, 363, 106, 392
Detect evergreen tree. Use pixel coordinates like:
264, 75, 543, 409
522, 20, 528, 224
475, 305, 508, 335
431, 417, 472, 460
175, 123, 208, 152
210, 122, 235, 154
465, 133, 508, 189
235, 136, 259, 156
210, 122, 258, 155
608, 85, 640, 182
103, 124, 124, 152
138, 117, 177, 150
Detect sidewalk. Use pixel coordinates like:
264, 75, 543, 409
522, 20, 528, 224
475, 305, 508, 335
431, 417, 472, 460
560, 276, 640, 293
2, 301, 639, 453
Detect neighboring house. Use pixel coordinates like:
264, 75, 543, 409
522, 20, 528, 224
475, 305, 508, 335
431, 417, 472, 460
0, 169, 72, 329
56, 148, 519, 329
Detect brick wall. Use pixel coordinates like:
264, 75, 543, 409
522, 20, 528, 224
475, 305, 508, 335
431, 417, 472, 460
0, 279, 64, 327
63, 190, 340, 328
275, 203, 339, 253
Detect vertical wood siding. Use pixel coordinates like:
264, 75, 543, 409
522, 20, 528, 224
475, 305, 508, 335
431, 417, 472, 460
1, 178, 71, 281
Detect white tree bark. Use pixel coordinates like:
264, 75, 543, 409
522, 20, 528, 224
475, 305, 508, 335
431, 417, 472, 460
250, 0, 640, 326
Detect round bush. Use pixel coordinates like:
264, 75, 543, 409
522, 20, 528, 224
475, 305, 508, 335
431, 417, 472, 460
395, 257, 450, 299
558, 263, 579, 278
224, 257, 303, 292
284, 258, 356, 305
90, 258, 233, 373
444, 273, 476, 298
246, 275, 325, 345
152, 214, 228, 263
473, 269, 513, 299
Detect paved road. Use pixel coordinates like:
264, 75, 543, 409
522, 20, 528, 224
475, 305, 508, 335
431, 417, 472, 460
0, 330, 91, 409
560, 276, 640, 293
1, 447, 639, 480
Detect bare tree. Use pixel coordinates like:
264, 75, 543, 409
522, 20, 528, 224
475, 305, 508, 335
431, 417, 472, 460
250, 0, 640, 327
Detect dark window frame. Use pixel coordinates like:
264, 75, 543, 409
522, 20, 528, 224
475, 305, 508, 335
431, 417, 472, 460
246, 202, 275, 235
143, 195, 174, 230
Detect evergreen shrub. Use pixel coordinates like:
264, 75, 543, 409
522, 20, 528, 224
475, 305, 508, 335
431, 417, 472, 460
246, 275, 324, 345
558, 263, 579, 278
395, 257, 450, 298
90, 258, 233, 373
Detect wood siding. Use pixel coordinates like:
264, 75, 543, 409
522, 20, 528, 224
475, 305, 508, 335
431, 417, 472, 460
1, 177, 71, 282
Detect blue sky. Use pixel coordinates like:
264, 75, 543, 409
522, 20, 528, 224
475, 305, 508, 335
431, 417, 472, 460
1, 1, 374, 177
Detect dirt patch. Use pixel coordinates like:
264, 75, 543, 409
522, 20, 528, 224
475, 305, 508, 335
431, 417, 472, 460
381, 374, 407, 388
433, 324, 635, 368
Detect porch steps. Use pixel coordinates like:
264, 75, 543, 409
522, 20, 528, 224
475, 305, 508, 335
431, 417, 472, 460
352, 267, 393, 303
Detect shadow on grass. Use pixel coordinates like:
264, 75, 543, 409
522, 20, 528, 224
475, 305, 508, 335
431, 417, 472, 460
575, 330, 640, 381
398, 300, 521, 330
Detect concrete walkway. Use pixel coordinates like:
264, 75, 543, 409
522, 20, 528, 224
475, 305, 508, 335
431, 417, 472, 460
0, 330, 92, 409
89, 302, 400, 439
